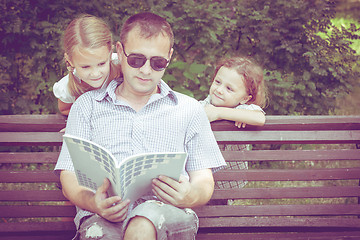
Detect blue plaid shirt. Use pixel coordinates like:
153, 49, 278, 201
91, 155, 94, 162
55, 78, 225, 228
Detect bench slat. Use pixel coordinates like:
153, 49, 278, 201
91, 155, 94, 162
221, 149, 360, 161
0, 152, 59, 164
0, 190, 67, 201
2, 130, 360, 146
1, 149, 358, 164
212, 186, 360, 199
211, 116, 360, 131
0, 171, 59, 183
199, 217, 360, 228
214, 130, 360, 144
215, 168, 360, 181
0, 221, 75, 233
195, 204, 360, 217
2, 168, 359, 183
1, 206, 76, 218
0, 114, 66, 132
196, 231, 360, 240
2, 186, 358, 202
0, 132, 63, 146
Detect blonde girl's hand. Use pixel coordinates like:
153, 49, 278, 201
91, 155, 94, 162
235, 121, 247, 128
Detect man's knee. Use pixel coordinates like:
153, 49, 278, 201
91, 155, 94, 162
124, 216, 156, 240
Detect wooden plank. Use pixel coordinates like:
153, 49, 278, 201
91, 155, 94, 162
221, 149, 360, 162
198, 217, 360, 228
1, 149, 358, 164
197, 231, 360, 240
2, 168, 359, 183
210, 115, 360, 131
0, 152, 59, 164
0, 171, 59, 183
0, 114, 66, 132
0, 221, 75, 232
0, 234, 76, 240
214, 130, 360, 144
1, 114, 360, 132
211, 186, 360, 199
195, 204, 360, 217
0, 190, 67, 201
0, 205, 76, 218
214, 168, 360, 181
0, 132, 63, 146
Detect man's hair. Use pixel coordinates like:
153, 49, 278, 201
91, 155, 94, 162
213, 57, 268, 108
120, 12, 174, 48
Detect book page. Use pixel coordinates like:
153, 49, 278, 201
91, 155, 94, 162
119, 152, 187, 202
63, 135, 119, 196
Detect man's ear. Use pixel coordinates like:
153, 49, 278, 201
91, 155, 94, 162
168, 47, 174, 60
116, 42, 123, 63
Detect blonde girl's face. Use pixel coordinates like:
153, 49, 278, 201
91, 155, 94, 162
209, 66, 252, 108
66, 45, 111, 88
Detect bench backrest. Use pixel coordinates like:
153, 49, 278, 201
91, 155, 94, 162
1, 114, 360, 238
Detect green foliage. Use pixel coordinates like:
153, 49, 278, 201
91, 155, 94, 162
1, 0, 359, 115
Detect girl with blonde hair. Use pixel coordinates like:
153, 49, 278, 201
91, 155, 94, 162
53, 14, 121, 115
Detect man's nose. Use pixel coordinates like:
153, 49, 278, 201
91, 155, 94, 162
139, 59, 152, 75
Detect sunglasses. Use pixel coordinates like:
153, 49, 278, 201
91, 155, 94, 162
121, 43, 169, 71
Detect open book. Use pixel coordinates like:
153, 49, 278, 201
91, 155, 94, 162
63, 134, 187, 203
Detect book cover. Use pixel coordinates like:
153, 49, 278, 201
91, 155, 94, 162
63, 134, 187, 202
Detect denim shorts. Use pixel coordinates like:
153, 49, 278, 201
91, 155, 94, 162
76, 200, 199, 240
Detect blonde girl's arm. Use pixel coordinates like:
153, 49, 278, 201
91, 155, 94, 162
204, 104, 265, 126
58, 99, 72, 116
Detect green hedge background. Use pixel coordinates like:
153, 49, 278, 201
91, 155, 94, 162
1, 0, 359, 115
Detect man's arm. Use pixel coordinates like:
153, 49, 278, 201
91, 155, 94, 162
151, 168, 214, 208
60, 170, 130, 222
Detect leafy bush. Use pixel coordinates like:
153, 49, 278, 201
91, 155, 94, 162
1, 0, 359, 115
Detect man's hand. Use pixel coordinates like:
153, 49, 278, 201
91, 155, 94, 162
60, 171, 130, 223
151, 175, 192, 207
93, 178, 130, 222
151, 169, 214, 208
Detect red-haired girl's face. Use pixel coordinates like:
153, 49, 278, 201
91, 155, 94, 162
209, 67, 252, 108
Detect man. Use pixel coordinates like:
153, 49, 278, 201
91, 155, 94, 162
55, 12, 225, 240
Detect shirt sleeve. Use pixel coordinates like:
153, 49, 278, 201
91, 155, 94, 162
236, 103, 266, 114
184, 102, 226, 173
54, 94, 93, 176
53, 75, 76, 103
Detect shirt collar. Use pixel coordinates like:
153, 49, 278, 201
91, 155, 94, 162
94, 78, 179, 105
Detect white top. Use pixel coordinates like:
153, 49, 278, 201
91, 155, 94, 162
53, 53, 119, 103
199, 95, 265, 113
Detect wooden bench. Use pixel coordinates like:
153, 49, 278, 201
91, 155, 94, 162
1, 114, 360, 239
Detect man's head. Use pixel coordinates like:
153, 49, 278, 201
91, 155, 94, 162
119, 12, 174, 49
116, 12, 174, 97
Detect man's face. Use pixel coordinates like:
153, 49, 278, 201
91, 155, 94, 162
117, 28, 173, 97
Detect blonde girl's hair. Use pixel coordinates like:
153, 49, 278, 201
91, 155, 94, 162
62, 14, 121, 99
213, 57, 268, 108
